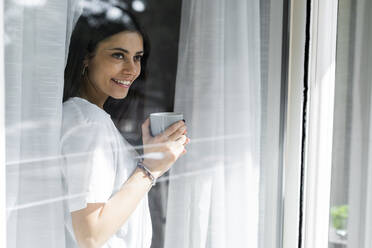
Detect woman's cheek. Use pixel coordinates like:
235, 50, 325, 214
136, 65, 141, 78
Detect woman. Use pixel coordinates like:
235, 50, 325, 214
61, 3, 189, 247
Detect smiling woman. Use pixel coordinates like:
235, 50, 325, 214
61, 3, 189, 248
79, 31, 144, 107
63, 5, 150, 104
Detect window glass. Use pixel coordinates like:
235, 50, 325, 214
4, 0, 288, 247
329, 0, 372, 247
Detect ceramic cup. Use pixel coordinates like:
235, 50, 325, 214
150, 112, 184, 136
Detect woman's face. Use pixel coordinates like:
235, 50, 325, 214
83, 31, 144, 104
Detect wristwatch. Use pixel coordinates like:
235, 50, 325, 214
137, 160, 157, 186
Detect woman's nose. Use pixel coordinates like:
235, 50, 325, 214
122, 60, 137, 75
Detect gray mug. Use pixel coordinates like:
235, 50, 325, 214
150, 112, 184, 136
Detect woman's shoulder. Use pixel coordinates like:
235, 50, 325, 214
62, 97, 112, 136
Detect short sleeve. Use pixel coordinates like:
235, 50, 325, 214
61, 123, 116, 212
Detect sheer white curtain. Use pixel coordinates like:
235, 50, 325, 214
346, 0, 372, 246
4, 0, 285, 247
164, 0, 284, 247
5, 0, 79, 247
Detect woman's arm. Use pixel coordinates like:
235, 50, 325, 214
71, 167, 153, 248
71, 119, 188, 248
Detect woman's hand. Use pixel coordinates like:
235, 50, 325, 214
141, 118, 190, 179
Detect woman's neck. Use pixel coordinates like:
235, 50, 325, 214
79, 78, 108, 109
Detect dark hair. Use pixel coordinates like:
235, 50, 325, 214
63, 3, 150, 102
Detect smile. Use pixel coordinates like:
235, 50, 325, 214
111, 78, 131, 88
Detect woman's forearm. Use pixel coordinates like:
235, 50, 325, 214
73, 167, 153, 248
72, 118, 188, 248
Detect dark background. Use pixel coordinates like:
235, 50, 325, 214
104, 0, 183, 247
105, 0, 182, 148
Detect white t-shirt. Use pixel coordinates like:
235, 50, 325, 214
60, 97, 152, 248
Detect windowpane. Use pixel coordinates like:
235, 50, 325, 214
329, 0, 372, 247
4, 0, 288, 247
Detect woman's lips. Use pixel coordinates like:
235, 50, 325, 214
111, 78, 131, 88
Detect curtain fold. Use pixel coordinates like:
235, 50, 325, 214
4, 0, 76, 247
346, 0, 372, 246
164, 0, 283, 247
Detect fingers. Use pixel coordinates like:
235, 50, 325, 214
141, 118, 151, 141
168, 125, 187, 141
161, 120, 185, 139
175, 135, 187, 145
180, 148, 187, 157
181, 138, 190, 155
174, 135, 187, 156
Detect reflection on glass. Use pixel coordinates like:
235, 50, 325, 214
330, 205, 348, 239
4, 0, 288, 247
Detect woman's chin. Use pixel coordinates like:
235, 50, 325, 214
111, 92, 128, 100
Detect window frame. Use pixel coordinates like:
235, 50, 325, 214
301, 0, 339, 247
282, 0, 339, 247
282, 0, 308, 247
0, 0, 6, 247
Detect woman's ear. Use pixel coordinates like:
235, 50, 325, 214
83, 56, 89, 67
81, 56, 90, 76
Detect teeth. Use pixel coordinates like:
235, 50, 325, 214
113, 79, 131, 85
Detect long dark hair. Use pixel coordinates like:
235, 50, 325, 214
64, 3, 150, 102
63, 2, 150, 145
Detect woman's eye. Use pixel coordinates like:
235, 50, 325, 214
112, 53, 124, 59
134, 55, 143, 62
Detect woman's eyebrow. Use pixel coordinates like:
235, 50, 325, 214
107, 48, 144, 54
